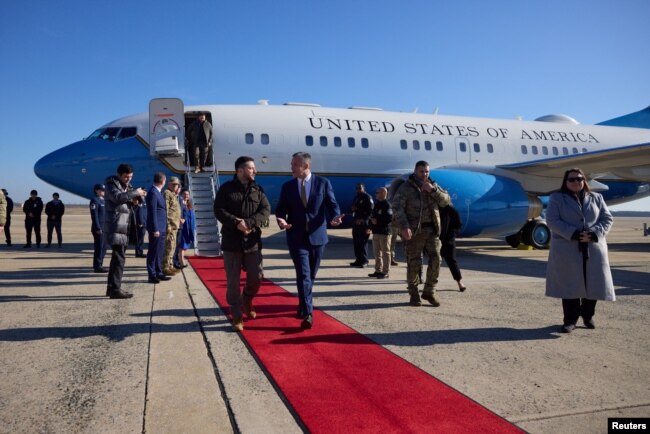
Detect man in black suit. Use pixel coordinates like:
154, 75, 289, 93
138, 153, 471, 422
146, 172, 170, 283
275, 152, 343, 329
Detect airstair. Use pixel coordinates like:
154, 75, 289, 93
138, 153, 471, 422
187, 169, 222, 256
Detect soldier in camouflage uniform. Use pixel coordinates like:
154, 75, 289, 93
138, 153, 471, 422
392, 161, 450, 307
163, 176, 183, 276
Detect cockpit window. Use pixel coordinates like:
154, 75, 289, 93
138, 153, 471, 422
88, 126, 137, 141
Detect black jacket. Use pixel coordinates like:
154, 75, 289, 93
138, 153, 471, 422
214, 178, 270, 252
23, 197, 44, 220
439, 204, 462, 243
371, 200, 392, 235
45, 200, 65, 222
352, 191, 374, 226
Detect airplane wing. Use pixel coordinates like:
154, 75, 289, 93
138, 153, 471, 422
495, 142, 650, 193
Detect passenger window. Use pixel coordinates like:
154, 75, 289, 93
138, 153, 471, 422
521, 145, 528, 155
582, 148, 588, 153
552, 147, 559, 156
487, 143, 494, 153
400, 140, 407, 150
459, 142, 467, 152
334, 137, 342, 147
361, 138, 369, 148
305, 135, 314, 146
245, 133, 254, 145
532, 145, 538, 155
473, 143, 480, 153
348, 137, 356, 148
436, 141, 443, 151
542, 146, 548, 155
413, 140, 420, 150
261, 133, 269, 145
562, 147, 569, 155
572, 147, 578, 154
320, 136, 328, 147
424, 141, 431, 151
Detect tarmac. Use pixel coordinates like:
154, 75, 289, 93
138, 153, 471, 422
0, 208, 648, 434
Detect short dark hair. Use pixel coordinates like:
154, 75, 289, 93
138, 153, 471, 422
30, 189, 38, 195
415, 160, 429, 169
235, 156, 254, 170
117, 163, 133, 175
153, 172, 166, 184
52, 192, 59, 198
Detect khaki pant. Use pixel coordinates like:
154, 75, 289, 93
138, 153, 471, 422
372, 234, 391, 274
404, 227, 441, 295
223, 250, 263, 317
163, 230, 177, 271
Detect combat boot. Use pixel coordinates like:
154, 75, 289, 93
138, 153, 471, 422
409, 290, 422, 307
421, 291, 441, 307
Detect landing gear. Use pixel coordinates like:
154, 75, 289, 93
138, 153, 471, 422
505, 219, 551, 249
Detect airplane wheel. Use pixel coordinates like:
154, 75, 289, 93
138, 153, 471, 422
522, 220, 550, 249
505, 233, 522, 248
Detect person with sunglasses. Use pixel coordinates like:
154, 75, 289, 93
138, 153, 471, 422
545, 168, 615, 333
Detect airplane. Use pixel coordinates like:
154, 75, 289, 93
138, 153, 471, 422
34, 98, 650, 251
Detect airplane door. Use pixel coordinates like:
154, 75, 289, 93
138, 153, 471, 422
454, 137, 471, 164
149, 98, 185, 156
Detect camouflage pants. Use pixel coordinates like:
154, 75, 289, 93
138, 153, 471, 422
164, 230, 177, 271
404, 227, 441, 295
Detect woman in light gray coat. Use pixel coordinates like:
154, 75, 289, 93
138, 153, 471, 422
545, 168, 614, 333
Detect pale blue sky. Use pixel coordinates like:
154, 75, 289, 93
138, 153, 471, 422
1, 0, 649, 210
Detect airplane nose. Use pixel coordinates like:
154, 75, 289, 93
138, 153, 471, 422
34, 140, 89, 198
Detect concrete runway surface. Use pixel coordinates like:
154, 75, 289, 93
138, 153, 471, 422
0, 208, 648, 433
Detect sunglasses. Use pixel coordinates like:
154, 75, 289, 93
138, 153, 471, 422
567, 177, 584, 183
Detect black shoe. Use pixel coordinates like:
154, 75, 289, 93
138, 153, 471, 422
109, 290, 133, 299
583, 318, 595, 329
368, 272, 381, 277
390, 260, 399, 266
296, 308, 307, 319
355, 262, 368, 268
459, 286, 467, 292
349, 261, 361, 267
94, 267, 108, 273
560, 323, 576, 333
157, 275, 172, 281
148, 277, 160, 284
301, 314, 313, 329
135, 253, 146, 258
376, 273, 389, 279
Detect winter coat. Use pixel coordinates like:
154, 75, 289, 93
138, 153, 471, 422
214, 178, 270, 252
104, 175, 140, 246
545, 191, 615, 301
392, 174, 450, 237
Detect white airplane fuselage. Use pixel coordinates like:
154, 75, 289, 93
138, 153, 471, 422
35, 103, 650, 240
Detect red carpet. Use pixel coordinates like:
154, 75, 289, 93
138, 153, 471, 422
189, 256, 523, 433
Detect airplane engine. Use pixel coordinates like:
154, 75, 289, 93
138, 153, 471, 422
389, 170, 542, 239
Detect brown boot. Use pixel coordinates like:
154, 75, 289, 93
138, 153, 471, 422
243, 299, 257, 319
409, 290, 422, 307
421, 292, 440, 307
232, 315, 244, 332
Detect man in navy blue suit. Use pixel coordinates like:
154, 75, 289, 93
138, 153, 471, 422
146, 172, 171, 283
275, 152, 343, 329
